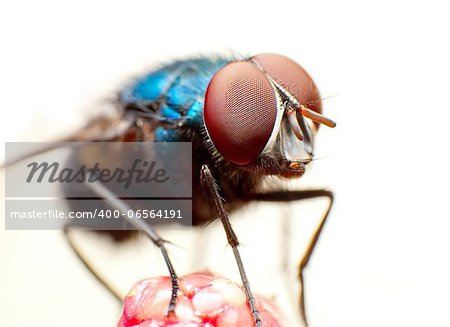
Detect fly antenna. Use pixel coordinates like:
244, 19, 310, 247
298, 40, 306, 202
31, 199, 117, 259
299, 105, 336, 128
304, 94, 340, 106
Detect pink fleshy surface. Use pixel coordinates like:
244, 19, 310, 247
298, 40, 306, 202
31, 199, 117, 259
117, 272, 282, 327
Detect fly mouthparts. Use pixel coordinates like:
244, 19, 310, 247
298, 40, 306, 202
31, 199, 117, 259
289, 161, 310, 170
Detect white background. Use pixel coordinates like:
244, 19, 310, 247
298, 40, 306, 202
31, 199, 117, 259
1, 0, 450, 326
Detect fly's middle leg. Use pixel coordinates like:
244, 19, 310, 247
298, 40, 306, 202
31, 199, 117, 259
64, 178, 180, 318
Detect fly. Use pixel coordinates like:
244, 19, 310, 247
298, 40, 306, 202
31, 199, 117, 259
6, 53, 336, 326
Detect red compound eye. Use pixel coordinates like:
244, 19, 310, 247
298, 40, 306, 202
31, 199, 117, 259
204, 61, 277, 165
251, 53, 322, 114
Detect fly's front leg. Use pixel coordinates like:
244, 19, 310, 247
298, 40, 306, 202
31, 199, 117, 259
200, 164, 262, 327
64, 179, 180, 317
250, 189, 334, 327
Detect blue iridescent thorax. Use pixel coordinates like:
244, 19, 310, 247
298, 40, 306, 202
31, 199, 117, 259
120, 57, 231, 142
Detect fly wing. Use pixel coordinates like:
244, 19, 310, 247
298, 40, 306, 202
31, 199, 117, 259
2, 110, 143, 168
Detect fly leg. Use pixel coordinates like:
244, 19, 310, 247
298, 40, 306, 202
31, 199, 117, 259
200, 164, 262, 327
64, 179, 180, 317
249, 189, 334, 327
64, 229, 123, 302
